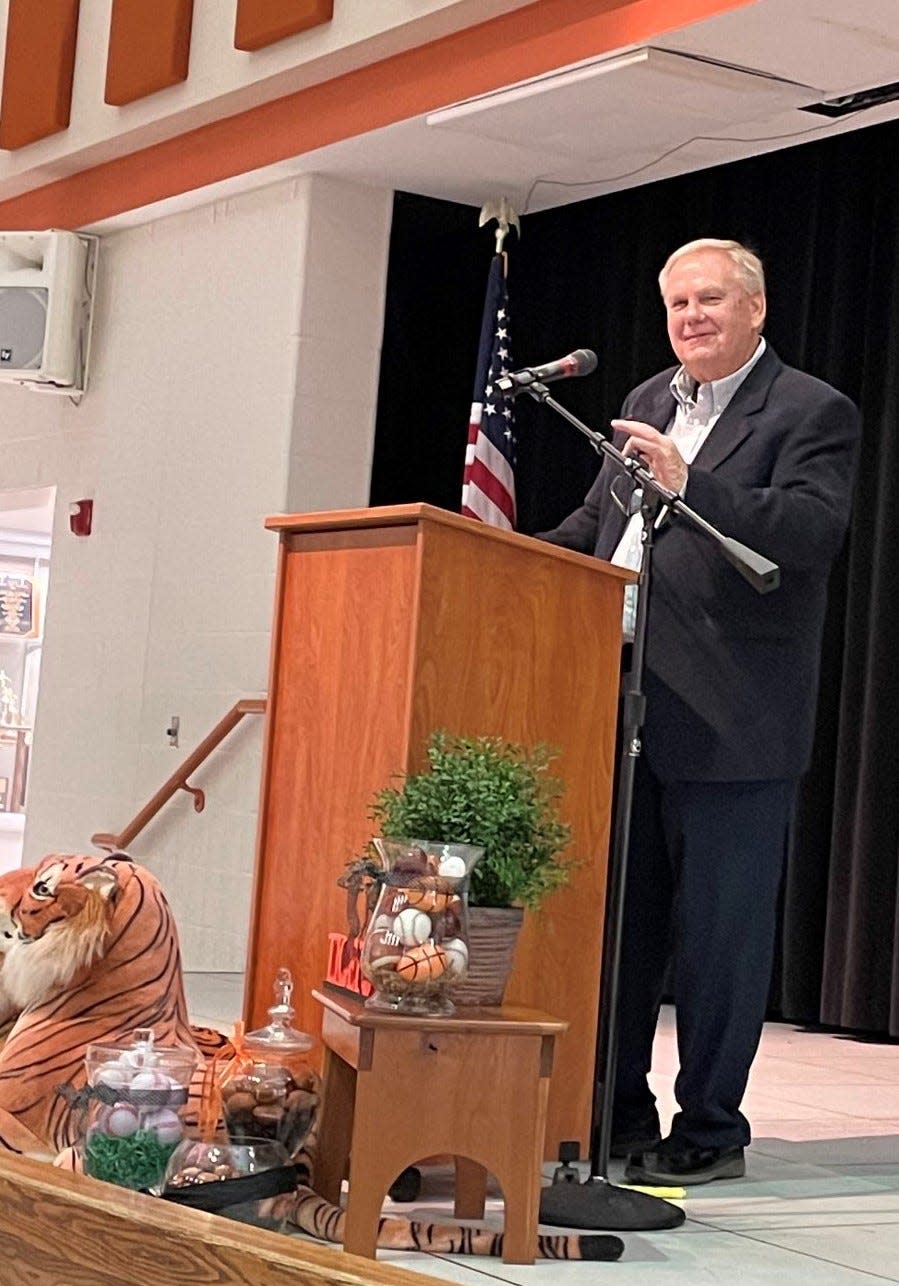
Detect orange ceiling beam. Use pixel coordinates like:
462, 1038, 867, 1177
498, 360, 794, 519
0, 0, 755, 228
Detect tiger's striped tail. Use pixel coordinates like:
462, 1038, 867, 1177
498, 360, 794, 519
265, 1185, 624, 1261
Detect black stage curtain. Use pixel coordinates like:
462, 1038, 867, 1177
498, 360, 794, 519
370, 115, 899, 1036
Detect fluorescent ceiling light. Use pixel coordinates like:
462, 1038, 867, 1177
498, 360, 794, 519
426, 47, 814, 130
426, 49, 650, 126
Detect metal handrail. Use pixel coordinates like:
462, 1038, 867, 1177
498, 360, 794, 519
91, 698, 267, 851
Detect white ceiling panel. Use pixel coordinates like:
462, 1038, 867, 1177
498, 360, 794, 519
425, 48, 817, 159
656, 0, 899, 97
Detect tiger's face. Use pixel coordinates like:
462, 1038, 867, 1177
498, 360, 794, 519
0, 867, 33, 954
2, 855, 122, 1009
13, 857, 119, 940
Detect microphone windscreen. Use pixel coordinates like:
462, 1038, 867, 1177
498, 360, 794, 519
572, 349, 598, 376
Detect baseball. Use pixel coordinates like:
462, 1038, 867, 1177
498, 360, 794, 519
438, 855, 467, 878
393, 906, 432, 946
106, 1103, 141, 1138
441, 937, 469, 976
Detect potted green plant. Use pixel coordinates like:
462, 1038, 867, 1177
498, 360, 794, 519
369, 730, 573, 1004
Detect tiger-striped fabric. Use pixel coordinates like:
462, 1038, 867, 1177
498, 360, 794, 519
261, 1184, 624, 1260
251, 1127, 623, 1261
0, 852, 220, 1154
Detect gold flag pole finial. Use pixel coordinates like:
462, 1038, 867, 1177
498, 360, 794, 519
479, 197, 521, 256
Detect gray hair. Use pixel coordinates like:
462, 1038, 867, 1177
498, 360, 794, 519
658, 239, 765, 295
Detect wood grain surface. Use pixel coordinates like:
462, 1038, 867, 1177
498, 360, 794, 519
0, 1152, 447, 1285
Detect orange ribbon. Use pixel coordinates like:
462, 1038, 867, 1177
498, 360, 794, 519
197, 1020, 244, 1141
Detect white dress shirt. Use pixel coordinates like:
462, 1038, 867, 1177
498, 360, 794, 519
612, 339, 767, 639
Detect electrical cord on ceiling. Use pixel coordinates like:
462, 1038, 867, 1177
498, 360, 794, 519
519, 117, 840, 214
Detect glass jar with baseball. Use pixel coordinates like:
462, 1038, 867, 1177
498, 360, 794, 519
359, 838, 482, 1015
80, 1028, 198, 1191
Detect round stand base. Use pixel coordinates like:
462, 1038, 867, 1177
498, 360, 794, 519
363, 991, 455, 1016
539, 1176, 685, 1231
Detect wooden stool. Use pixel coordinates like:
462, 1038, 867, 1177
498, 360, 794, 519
312, 988, 567, 1264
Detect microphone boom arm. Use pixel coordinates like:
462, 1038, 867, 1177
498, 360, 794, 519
523, 382, 779, 594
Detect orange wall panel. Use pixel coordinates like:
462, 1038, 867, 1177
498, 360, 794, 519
234, 0, 334, 52
105, 0, 194, 107
0, 0, 80, 150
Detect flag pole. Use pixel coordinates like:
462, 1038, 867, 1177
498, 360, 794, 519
479, 196, 520, 257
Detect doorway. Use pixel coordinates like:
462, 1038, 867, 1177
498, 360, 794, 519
0, 486, 55, 874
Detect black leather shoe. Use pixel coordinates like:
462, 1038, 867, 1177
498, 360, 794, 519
624, 1143, 745, 1185
609, 1120, 662, 1160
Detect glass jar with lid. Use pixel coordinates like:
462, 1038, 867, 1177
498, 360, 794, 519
219, 968, 319, 1157
80, 1027, 198, 1191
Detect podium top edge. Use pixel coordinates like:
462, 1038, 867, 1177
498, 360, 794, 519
265, 502, 447, 533
264, 503, 636, 582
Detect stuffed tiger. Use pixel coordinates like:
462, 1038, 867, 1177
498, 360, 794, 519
0, 853, 624, 1262
0, 851, 224, 1154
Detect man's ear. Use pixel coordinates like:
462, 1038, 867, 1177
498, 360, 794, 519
749, 291, 766, 333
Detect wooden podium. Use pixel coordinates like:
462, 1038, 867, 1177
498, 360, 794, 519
244, 504, 632, 1157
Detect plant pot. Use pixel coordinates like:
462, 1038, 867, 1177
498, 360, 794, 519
452, 906, 525, 1007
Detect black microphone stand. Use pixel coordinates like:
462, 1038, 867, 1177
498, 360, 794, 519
514, 381, 779, 1233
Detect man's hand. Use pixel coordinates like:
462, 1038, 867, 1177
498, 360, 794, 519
612, 418, 689, 494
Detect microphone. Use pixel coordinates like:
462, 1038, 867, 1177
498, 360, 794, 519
494, 348, 597, 395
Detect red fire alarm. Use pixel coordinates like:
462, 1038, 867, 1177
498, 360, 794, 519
69, 499, 93, 537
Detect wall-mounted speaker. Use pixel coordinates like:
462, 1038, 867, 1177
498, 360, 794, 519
0, 230, 98, 395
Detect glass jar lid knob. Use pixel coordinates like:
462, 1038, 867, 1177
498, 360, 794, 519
244, 966, 314, 1053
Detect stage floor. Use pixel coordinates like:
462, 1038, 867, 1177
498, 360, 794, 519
185, 975, 899, 1284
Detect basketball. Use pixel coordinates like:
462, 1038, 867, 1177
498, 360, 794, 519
405, 886, 451, 913
395, 943, 448, 981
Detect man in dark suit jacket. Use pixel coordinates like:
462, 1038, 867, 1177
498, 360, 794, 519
540, 238, 859, 1184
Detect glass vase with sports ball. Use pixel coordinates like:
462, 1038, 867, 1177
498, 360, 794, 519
79, 1029, 198, 1191
359, 838, 482, 1015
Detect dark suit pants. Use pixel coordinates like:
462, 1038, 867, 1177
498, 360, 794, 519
613, 756, 796, 1151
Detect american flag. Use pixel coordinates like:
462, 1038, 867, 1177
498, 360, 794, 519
461, 254, 516, 529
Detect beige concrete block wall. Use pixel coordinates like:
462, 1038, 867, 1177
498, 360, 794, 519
2, 174, 392, 971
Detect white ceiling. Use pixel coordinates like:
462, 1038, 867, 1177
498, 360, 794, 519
96, 0, 899, 229
0, 487, 55, 536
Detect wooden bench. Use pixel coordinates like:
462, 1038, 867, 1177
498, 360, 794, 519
313, 988, 568, 1264
0, 1151, 450, 1286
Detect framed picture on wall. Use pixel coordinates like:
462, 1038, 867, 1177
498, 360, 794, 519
0, 574, 37, 637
